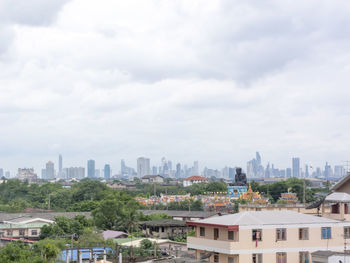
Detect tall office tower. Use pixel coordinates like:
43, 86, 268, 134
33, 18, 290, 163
256, 152, 261, 165
247, 161, 254, 178
121, 159, 126, 174
193, 161, 199, 175
104, 164, 111, 180
152, 166, 158, 175
176, 163, 181, 178
5, 171, 10, 178
95, 169, 100, 178
45, 161, 55, 180
324, 162, 333, 178
292, 158, 300, 178
334, 165, 345, 178
87, 160, 95, 178
58, 154, 62, 174
305, 165, 309, 178
229, 167, 235, 179
41, 169, 46, 179
0, 168, 3, 178
137, 157, 150, 177
167, 161, 172, 171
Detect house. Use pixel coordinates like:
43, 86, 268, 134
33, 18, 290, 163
140, 219, 192, 239
331, 173, 350, 193
186, 211, 350, 263
321, 192, 350, 221
183, 176, 209, 187
102, 230, 128, 239
311, 250, 350, 263
0, 217, 54, 241
139, 210, 222, 221
141, 175, 164, 184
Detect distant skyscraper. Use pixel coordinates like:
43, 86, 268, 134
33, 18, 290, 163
58, 154, 62, 173
41, 169, 46, 179
286, 168, 292, 178
45, 161, 55, 180
193, 161, 199, 175
305, 165, 309, 178
87, 160, 95, 178
324, 162, 333, 178
334, 165, 345, 178
104, 164, 111, 180
152, 166, 158, 175
121, 159, 126, 174
5, 171, 10, 178
95, 169, 100, 178
292, 158, 300, 178
176, 163, 181, 178
0, 168, 3, 178
256, 152, 261, 165
137, 157, 150, 177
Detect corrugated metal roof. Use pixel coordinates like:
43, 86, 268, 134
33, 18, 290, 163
0, 222, 48, 229
191, 211, 344, 226
325, 192, 350, 203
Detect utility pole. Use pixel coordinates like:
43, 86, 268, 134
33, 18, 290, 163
48, 194, 51, 210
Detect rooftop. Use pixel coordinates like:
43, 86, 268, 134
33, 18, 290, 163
184, 176, 209, 181
139, 210, 221, 219
140, 219, 187, 227
188, 211, 346, 228
325, 192, 350, 203
0, 212, 91, 222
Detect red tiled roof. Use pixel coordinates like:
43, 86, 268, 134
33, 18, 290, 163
184, 176, 209, 181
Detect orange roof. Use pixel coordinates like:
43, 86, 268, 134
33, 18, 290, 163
184, 176, 209, 181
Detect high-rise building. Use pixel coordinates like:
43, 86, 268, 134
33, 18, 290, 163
58, 154, 62, 173
176, 163, 181, 178
65, 167, 85, 179
87, 160, 95, 178
104, 164, 111, 180
256, 152, 261, 165
152, 166, 158, 175
121, 159, 126, 174
305, 165, 309, 178
193, 161, 199, 175
18, 168, 37, 182
137, 157, 150, 178
324, 162, 333, 178
0, 168, 3, 178
292, 158, 300, 178
5, 171, 10, 178
95, 169, 100, 178
41, 169, 46, 179
45, 161, 55, 180
334, 165, 345, 178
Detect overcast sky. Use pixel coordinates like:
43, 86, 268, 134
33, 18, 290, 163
1, 0, 350, 175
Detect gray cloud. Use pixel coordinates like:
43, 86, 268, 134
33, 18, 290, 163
1, 0, 350, 174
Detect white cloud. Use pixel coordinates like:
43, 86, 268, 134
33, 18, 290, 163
1, 0, 350, 174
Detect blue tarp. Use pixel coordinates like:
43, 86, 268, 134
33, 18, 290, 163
59, 247, 113, 261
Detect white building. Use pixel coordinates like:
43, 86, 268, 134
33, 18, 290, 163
137, 157, 151, 178
183, 176, 209, 187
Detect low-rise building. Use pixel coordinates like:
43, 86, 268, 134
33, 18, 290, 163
140, 219, 192, 239
187, 211, 350, 263
311, 250, 350, 263
141, 175, 164, 184
183, 176, 209, 187
139, 210, 222, 221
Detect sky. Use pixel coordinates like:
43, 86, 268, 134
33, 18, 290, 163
1, 0, 350, 175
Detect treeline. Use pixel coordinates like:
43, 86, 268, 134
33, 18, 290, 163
250, 177, 328, 203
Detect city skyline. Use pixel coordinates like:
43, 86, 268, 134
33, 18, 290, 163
1, 152, 347, 179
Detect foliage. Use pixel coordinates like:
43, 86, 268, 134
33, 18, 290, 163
0, 240, 64, 263
140, 239, 153, 250
40, 215, 92, 239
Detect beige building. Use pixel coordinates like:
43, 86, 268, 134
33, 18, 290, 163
187, 211, 350, 263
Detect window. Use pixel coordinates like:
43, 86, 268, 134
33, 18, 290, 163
253, 253, 262, 263
345, 227, 350, 239
200, 227, 205, 237
213, 254, 219, 262
321, 227, 332, 239
19, 229, 25, 236
276, 252, 287, 263
199, 253, 205, 260
252, 229, 262, 241
228, 231, 234, 240
276, 228, 287, 241
31, 230, 38, 236
228, 256, 234, 263
7, 230, 12, 236
161, 227, 165, 232
214, 228, 219, 240
299, 252, 309, 263
299, 228, 309, 240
